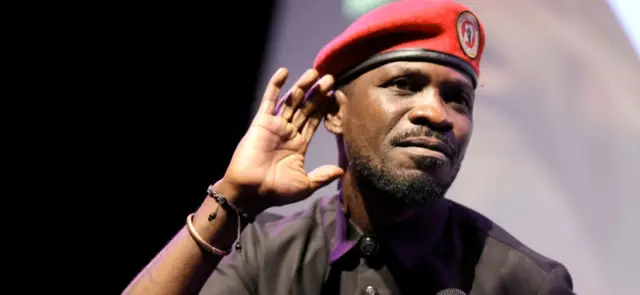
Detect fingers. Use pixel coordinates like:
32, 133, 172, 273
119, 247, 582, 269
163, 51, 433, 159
278, 69, 319, 121
291, 74, 334, 130
260, 68, 334, 147
258, 68, 289, 115
307, 165, 345, 192
300, 90, 334, 145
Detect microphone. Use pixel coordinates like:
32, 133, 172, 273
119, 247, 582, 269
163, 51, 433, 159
436, 288, 466, 295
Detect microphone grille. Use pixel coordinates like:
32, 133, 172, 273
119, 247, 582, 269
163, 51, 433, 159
436, 288, 466, 295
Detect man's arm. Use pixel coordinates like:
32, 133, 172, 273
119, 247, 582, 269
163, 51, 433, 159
121, 68, 340, 295
536, 264, 575, 295
122, 181, 256, 295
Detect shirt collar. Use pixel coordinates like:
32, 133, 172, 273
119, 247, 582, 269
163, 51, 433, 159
329, 195, 361, 264
329, 193, 454, 268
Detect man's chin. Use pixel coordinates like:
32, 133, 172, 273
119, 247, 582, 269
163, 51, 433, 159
371, 173, 449, 205
350, 153, 455, 205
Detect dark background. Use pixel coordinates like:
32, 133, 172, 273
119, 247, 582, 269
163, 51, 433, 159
25, 1, 636, 293
60, 2, 279, 293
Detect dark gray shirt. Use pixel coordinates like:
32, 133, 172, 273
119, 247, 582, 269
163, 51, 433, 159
201, 194, 574, 294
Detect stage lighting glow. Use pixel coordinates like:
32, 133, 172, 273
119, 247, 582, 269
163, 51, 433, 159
342, 0, 394, 20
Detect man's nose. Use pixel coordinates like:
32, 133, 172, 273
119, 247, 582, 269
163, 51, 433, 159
407, 89, 453, 131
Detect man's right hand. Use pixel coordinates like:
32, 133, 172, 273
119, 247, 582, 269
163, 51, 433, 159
122, 68, 344, 295
220, 68, 344, 213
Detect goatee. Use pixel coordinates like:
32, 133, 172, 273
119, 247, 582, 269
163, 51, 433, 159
349, 152, 460, 206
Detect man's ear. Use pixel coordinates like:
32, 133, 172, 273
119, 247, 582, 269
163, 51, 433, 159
324, 89, 348, 135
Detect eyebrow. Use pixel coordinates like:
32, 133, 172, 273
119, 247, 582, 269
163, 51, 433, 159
384, 65, 474, 90
442, 79, 474, 94
385, 66, 428, 78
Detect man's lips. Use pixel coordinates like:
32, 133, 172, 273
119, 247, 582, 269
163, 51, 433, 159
394, 137, 454, 159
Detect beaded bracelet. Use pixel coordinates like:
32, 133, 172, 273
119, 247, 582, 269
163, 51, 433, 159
206, 187, 255, 223
205, 186, 255, 252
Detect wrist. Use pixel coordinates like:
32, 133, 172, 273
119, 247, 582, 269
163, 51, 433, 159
211, 178, 267, 218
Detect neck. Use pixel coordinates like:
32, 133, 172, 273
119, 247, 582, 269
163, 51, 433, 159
340, 169, 421, 233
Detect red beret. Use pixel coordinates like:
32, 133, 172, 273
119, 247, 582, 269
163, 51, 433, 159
313, 0, 485, 88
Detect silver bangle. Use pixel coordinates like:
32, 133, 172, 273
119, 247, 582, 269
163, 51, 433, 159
186, 213, 231, 257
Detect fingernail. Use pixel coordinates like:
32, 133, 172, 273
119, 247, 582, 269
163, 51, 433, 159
323, 74, 336, 84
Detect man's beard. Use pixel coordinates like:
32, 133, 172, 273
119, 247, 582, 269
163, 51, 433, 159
349, 149, 461, 206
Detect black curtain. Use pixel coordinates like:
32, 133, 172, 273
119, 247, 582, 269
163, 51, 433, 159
61, 2, 280, 293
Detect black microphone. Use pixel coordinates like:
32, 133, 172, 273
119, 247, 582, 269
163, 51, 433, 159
436, 288, 466, 295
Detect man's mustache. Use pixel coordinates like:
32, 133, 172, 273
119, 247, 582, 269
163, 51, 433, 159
390, 128, 457, 156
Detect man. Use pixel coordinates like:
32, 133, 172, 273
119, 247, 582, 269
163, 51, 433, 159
123, 1, 575, 294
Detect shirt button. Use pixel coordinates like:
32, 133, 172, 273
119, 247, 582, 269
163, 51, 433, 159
363, 286, 379, 295
359, 236, 379, 256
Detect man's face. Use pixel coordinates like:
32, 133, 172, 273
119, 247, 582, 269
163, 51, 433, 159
327, 61, 475, 205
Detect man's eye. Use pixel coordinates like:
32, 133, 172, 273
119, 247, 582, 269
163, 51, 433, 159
392, 78, 410, 90
387, 77, 421, 93
445, 92, 473, 113
439, 83, 474, 113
